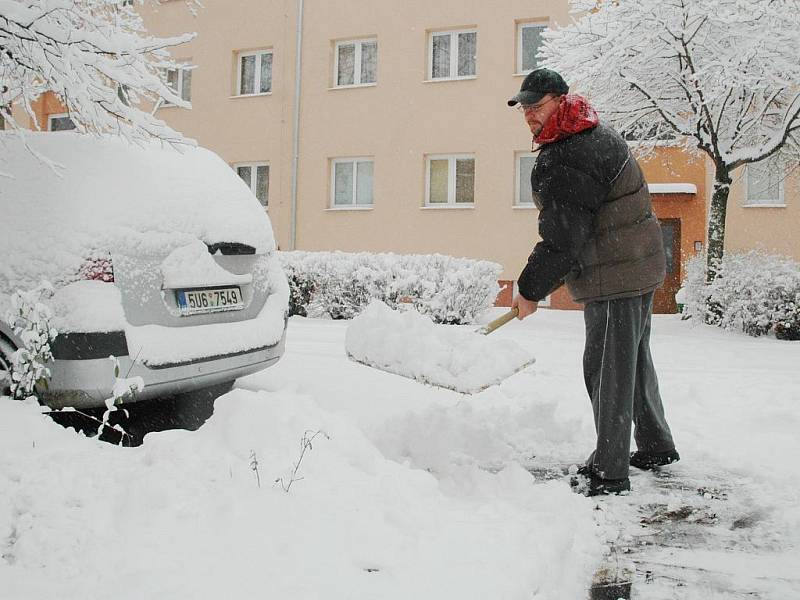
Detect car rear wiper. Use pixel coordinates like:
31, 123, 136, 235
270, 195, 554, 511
206, 242, 256, 255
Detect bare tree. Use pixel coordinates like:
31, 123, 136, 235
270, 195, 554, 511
1, 0, 197, 143
540, 0, 800, 282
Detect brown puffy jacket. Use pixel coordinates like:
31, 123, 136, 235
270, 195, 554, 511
517, 122, 666, 303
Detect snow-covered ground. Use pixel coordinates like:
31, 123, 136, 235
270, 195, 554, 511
2, 309, 799, 599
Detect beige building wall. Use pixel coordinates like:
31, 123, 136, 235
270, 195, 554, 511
12, 1, 797, 290
295, 0, 569, 281
724, 166, 800, 260
143, 0, 795, 296
142, 0, 571, 278
142, 0, 299, 251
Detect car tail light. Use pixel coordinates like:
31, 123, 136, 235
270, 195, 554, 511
78, 254, 114, 282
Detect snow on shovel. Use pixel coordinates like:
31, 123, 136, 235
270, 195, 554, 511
345, 301, 535, 394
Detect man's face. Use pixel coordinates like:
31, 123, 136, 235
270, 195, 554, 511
519, 94, 561, 137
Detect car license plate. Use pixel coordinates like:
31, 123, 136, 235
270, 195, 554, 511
177, 287, 244, 315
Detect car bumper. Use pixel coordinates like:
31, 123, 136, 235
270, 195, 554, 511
41, 328, 286, 409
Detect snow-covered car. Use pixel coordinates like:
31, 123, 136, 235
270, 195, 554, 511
0, 132, 289, 408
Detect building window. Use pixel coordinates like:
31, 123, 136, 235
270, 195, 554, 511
331, 158, 374, 207
162, 66, 192, 103
516, 152, 538, 205
335, 39, 377, 86
48, 113, 76, 131
745, 162, 785, 207
235, 163, 270, 207
117, 84, 131, 106
426, 155, 475, 205
428, 29, 477, 80
517, 23, 547, 73
237, 50, 273, 95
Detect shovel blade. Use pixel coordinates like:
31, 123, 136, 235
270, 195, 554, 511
345, 302, 535, 395
347, 353, 536, 395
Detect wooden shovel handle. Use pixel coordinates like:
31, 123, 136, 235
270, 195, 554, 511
481, 307, 519, 335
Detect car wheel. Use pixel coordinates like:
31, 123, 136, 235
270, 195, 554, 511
0, 337, 17, 398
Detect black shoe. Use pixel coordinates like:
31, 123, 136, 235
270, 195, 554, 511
571, 465, 630, 496
630, 449, 680, 470
587, 475, 630, 496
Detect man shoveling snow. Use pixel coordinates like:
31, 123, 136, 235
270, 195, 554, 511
507, 68, 680, 496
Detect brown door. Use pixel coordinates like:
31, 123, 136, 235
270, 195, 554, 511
654, 219, 681, 314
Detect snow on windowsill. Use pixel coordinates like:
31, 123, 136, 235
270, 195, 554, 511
626, 140, 682, 147
742, 203, 786, 209
328, 83, 378, 91
512, 204, 537, 210
421, 204, 475, 210
229, 92, 273, 99
325, 206, 374, 211
648, 183, 697, 195
423, 76, 478, 84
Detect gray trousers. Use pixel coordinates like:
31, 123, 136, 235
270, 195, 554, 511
583, 291, 675, 480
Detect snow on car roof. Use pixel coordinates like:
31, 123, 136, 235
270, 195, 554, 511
0, 132, 276, 293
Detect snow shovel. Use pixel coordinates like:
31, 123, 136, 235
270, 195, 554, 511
476, 307, 519, 335
345, 302, 535, 394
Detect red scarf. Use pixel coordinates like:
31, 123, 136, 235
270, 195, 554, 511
535, 94, 599, 145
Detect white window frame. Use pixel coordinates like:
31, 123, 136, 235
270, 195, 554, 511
236, 50, 273, 96
234, 162, 270, 207
424, 154, 476, 207
517, 22, 548, 74
744, 163, 785, 207
47, 112, 76, 131
515, 151, 538, 206
333, 38, 378, 88
160, 65, 193, 105
330, 157, 375, 209
427, 28, 478, 81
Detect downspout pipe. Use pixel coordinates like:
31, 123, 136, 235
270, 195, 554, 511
289, 0, 304, 250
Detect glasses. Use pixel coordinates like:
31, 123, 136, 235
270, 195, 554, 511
516, 96, 557, 114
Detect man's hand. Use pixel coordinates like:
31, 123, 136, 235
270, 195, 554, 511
512, 294, 538, 320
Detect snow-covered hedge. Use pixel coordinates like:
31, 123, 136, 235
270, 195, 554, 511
681, 251, 800, 340
277, 251, 502, 324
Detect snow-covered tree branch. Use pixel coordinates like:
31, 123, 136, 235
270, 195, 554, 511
540, 0, 800, 283
1, 0, 197, 143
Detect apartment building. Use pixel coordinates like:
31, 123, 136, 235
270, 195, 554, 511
19, 1, 797, 313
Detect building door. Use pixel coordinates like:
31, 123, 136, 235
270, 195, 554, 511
654, 219, 681, 313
